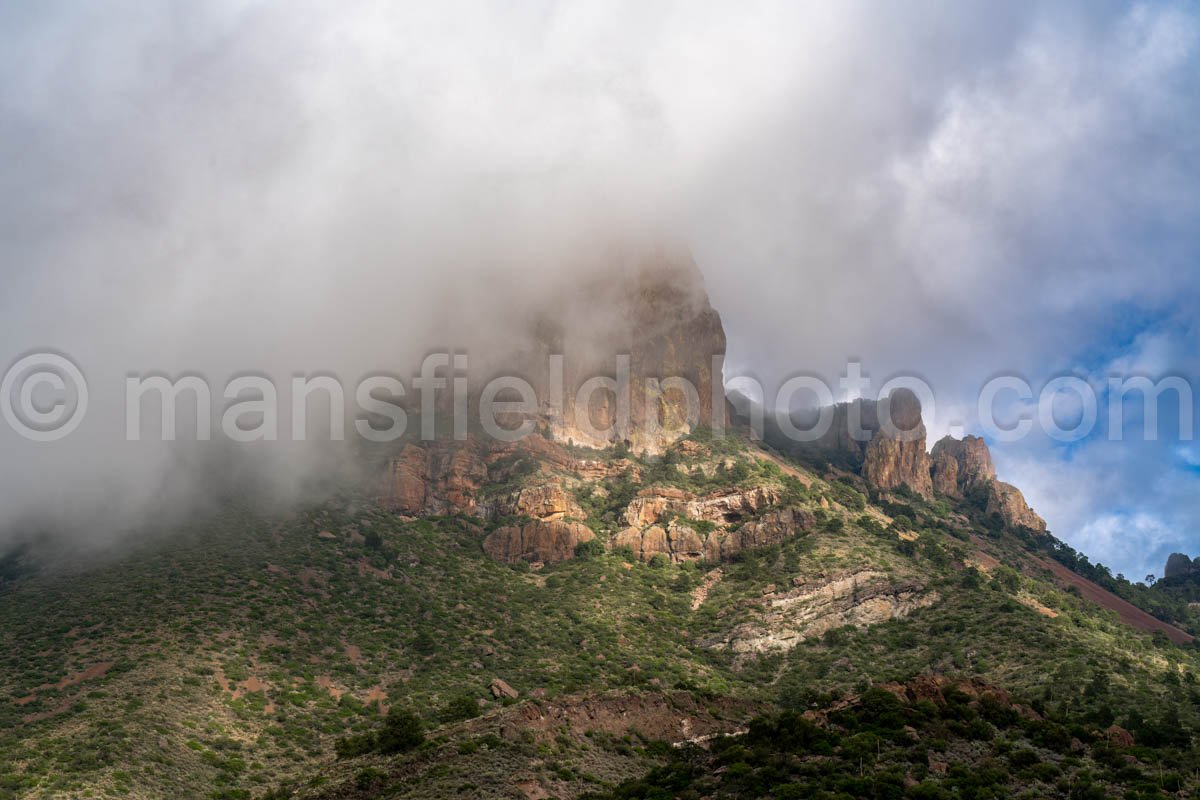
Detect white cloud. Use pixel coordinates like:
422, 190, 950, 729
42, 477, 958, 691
0, 2, 1198, 565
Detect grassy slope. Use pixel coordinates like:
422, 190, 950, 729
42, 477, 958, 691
0, 436, 1198, 798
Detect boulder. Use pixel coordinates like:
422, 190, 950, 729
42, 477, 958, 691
1104, 724, 1134, 749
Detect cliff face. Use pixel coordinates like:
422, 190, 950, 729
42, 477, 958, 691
763, 390, 1047, 531
507, 247, 727, 455
782, 389, 933, 498
930, 435, 995, 497
860, 389, 933, 498
984, 481, 1047, 532
381, 250, 1051, 555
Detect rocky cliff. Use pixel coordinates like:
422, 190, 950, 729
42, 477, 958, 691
381, 250, 1051, 562
506, 247, 727, 455
929, 435, 995, 496
1165, 552, 1198, 579
860, 389, 933, 498
984, 481, 1047, 532
757, 387, 1047, 531
779, 389, 934, 498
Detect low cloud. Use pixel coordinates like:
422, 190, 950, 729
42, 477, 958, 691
0, 2, 1198, 572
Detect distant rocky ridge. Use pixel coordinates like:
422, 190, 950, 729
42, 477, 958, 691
740, 387, 1046, 532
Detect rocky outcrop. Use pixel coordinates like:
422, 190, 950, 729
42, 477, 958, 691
718, 508, 815, 560
861, 389, 932, 498
381, 441, 489, 516
575, 458, 641, 481
621, 485, 781, 529
986, 481, 1046, 532
930, 435, 995, 497
614, 507, 814, 564
1164, 552, 1196, 579
721, 569, 938, 653
512, 248, 728, 455
502, 482, 582, 521
772, 389, 933, 497
381, 437, 580, 518
622, 487, 691, 528
483, 520, 596, 564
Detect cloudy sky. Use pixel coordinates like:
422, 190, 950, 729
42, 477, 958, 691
1, 1, 1198, 578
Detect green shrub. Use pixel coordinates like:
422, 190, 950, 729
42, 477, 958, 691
376, 708, 425, 754
575, 539, 606, 560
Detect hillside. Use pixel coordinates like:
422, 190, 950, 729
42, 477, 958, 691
2, 256, 1199, 800
1, 424, 1199, 799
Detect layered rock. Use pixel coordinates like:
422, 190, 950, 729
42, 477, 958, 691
720, 569, 939, 654
621, 485, 780, 529
614, 507, 814, 564
930, 435, 995, 497
985, 481, 1046, 532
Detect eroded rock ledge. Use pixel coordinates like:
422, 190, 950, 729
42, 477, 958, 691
718, 569, 939, 654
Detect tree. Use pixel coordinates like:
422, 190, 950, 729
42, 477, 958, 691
376, 708, 425, 754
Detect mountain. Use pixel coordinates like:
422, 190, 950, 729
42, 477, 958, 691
2, 254, 1200, 800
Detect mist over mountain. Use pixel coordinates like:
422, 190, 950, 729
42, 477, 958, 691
2, 7, 1200, 798
2, 3, 1199, 575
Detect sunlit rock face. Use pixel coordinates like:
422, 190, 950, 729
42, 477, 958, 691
861, 389, 933, 498
930, 435, 996, 497
985, 480, 1047, 532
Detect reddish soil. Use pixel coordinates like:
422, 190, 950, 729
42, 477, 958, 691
215, 669, 270, 699
315, 675, 345, 699
42, 661, 114, 692
363, 686, 388, 714
1033, 556, 1193, 644
12, 661, 115, 721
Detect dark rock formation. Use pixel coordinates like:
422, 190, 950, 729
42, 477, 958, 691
1164, 552, 1197, 579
